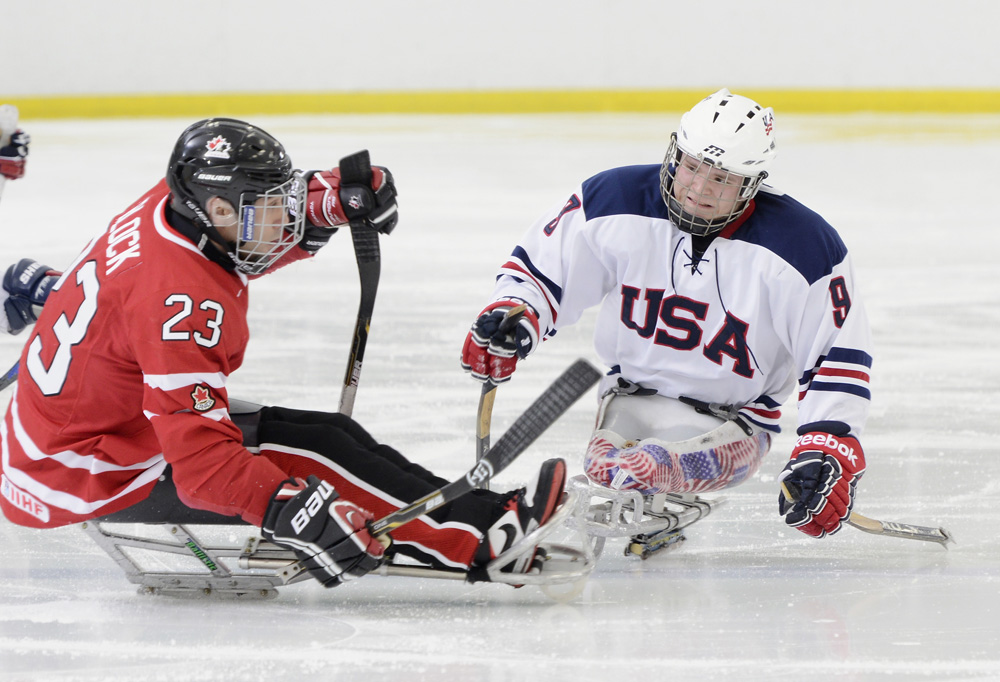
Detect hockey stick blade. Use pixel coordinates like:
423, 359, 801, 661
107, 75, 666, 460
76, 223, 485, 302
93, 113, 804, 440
337, 149, 381, 417
780, 481, 953, 547
370, 358, 602, 536
842, 510, 953, 545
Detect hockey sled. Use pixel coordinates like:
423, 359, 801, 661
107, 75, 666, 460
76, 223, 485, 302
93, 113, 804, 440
569, 474, 725, 559
81, 489, 594, 600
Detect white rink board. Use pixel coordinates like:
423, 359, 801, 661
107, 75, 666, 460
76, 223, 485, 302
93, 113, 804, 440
3, 0, 1000, 96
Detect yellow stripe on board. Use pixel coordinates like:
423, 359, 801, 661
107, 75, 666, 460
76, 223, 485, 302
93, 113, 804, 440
7, 89, 1000, 119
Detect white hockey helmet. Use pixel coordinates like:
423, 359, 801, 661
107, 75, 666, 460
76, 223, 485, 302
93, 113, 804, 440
660, 89, 777, 235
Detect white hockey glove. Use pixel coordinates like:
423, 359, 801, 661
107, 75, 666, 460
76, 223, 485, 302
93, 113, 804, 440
778, 431, 866, 538
2, 258, 60, 335
461, 301, 540, 384
261, 476, 387, 587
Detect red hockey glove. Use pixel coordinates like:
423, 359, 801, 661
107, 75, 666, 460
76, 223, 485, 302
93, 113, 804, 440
461, 301, 540, 384
262, 476, 387, 587
2, 258, 60, 335
778, 431, 866, 538
299, 166, 398, 254
0, 130, 29, 180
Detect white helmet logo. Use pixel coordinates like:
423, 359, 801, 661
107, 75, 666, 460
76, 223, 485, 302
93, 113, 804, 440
204, 135, 232, 159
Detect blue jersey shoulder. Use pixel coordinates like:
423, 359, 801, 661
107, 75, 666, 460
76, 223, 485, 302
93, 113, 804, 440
732, 188, 848, 285
580, 165, 670, 221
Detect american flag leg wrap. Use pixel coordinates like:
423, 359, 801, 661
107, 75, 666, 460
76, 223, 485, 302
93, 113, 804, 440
584, 429, 772, 495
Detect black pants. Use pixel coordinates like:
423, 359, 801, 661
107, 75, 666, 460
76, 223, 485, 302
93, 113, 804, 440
101, 405, 504, 569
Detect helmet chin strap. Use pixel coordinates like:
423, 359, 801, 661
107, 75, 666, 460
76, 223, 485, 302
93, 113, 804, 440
166, 200, 240, 272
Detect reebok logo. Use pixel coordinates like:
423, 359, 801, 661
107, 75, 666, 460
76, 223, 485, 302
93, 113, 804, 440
796, 433, 857, 465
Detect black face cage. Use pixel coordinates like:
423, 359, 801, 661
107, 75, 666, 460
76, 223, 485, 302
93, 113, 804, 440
659, 134, 766, 237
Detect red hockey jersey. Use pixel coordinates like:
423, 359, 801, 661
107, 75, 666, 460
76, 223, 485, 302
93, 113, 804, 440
1, 180, 305, 528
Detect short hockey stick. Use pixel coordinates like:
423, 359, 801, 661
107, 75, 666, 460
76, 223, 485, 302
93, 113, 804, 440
780, 481, 953, 546
370, 358, 602, 536
337, 150, 381, 417
0, 360, 18, 391
475, 304, 528, 489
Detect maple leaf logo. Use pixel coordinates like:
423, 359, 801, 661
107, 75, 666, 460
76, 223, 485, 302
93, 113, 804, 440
191, 384, 216, 412
204, 136, 232, 159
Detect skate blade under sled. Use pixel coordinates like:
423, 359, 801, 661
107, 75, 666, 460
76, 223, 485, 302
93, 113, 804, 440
80, 489, 595, 600
568, 474, 725, 559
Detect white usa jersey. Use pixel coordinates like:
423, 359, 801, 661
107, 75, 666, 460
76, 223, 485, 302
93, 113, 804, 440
489, 164, 872, 436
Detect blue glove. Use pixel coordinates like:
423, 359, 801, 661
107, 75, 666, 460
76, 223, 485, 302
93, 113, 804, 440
2, 258, 60, 334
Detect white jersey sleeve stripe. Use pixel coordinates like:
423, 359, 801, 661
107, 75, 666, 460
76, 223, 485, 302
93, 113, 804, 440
143, 371, 228, 391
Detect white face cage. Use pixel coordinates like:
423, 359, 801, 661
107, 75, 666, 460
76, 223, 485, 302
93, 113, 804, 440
659, 133, 767, 237
232, 174, 306, 275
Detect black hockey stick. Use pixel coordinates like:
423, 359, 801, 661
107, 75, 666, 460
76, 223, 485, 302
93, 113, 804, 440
475, 304, 528, 487
370, 358, 602, 536
0, 360, 18, 391
780, 481, 953, 546
337, 150, 381, 417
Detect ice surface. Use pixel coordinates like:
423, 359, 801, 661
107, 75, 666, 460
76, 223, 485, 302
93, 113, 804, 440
1, 113, 998, 681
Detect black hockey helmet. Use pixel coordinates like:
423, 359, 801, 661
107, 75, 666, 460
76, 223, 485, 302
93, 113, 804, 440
165, 118, 305, 274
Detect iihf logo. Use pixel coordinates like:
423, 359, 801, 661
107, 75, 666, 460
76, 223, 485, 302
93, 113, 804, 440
204, 136, 232, 159
191, 385, 216, 412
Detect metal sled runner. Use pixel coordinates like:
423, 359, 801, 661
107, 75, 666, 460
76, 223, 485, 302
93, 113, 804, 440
81, 489, 595, 600
569, 474, 725, 559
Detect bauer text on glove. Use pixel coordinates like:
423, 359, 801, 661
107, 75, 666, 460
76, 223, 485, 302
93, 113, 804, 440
261, 475, 386, 587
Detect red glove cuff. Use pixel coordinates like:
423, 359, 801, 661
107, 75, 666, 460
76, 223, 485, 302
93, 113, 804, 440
306, 169, 348, 228
0, 157, 26, 180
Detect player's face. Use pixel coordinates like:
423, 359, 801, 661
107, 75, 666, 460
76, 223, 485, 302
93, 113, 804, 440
238, 194, 292, 259
211, 196, 291, 253
205, 177, 305, 274
671, 152, 747, 221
